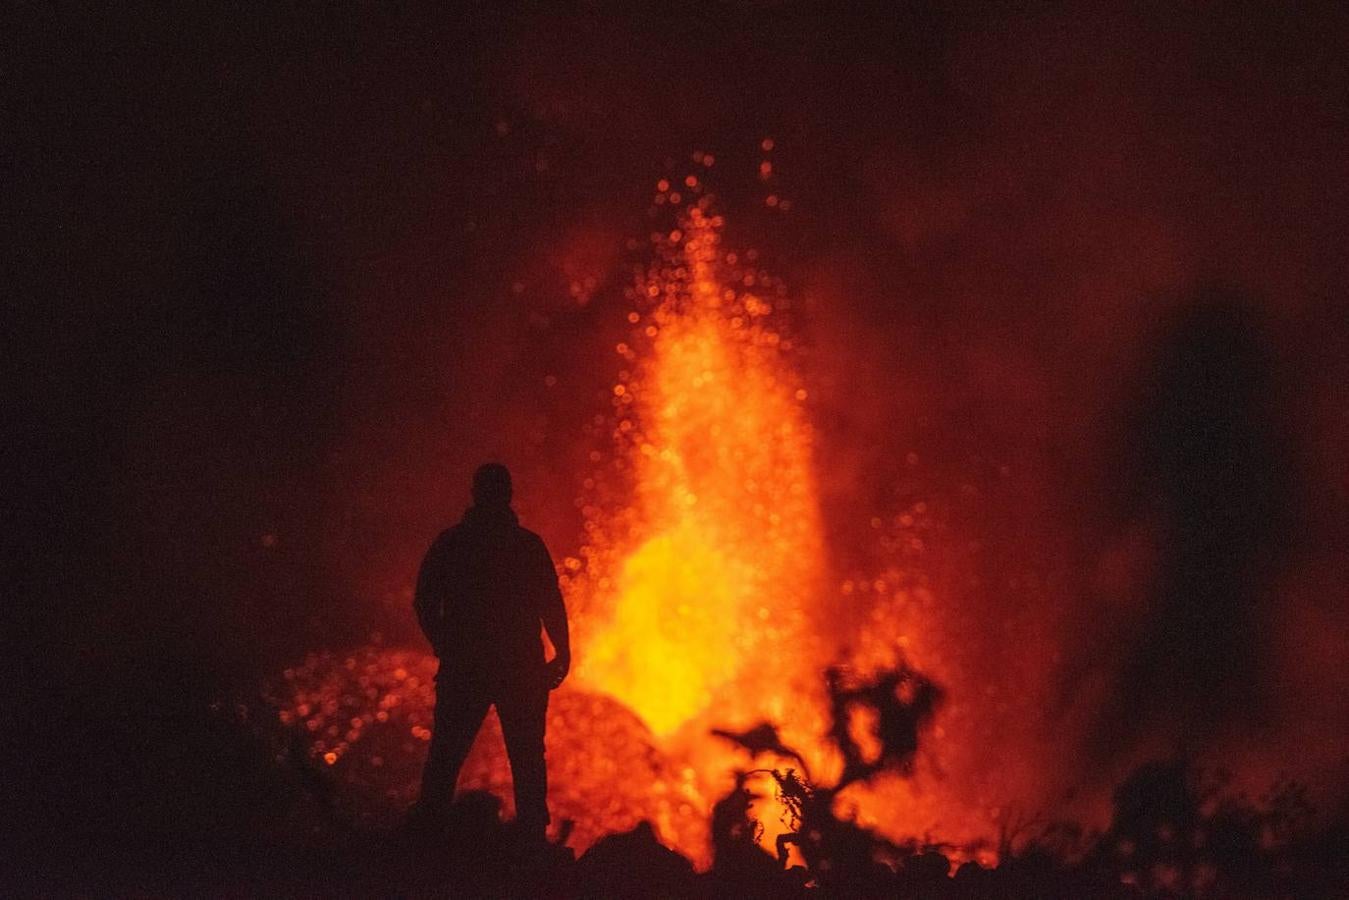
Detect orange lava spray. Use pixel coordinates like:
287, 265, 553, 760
574, 196, 825, 741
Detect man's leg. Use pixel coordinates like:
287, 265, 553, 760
496, 681, 550, 842
418, 674, 490, 811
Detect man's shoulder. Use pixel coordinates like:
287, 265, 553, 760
427, 525, 462, 552
432, 522, 543, 549
513, 526, 558, 562
515, 526, 548, 549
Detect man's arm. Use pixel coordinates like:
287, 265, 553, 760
413, 532, 451, 654
533, 537, 570, 688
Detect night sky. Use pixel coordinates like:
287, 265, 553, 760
8, 1, 1347, 868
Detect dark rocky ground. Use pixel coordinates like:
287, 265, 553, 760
7, 665, 1345, 898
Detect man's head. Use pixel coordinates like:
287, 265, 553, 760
472, 462, 513, 506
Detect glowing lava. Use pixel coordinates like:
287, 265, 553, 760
574, 195, 825, 739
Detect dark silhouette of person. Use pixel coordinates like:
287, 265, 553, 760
411, 463, 570, 844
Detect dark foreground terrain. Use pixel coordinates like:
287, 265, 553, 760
7, 663, 1345, 898
8, 776, 1347, 899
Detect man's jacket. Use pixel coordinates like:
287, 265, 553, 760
414, 502, 565, 682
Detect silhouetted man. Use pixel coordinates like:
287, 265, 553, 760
412, 463, 570, 844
